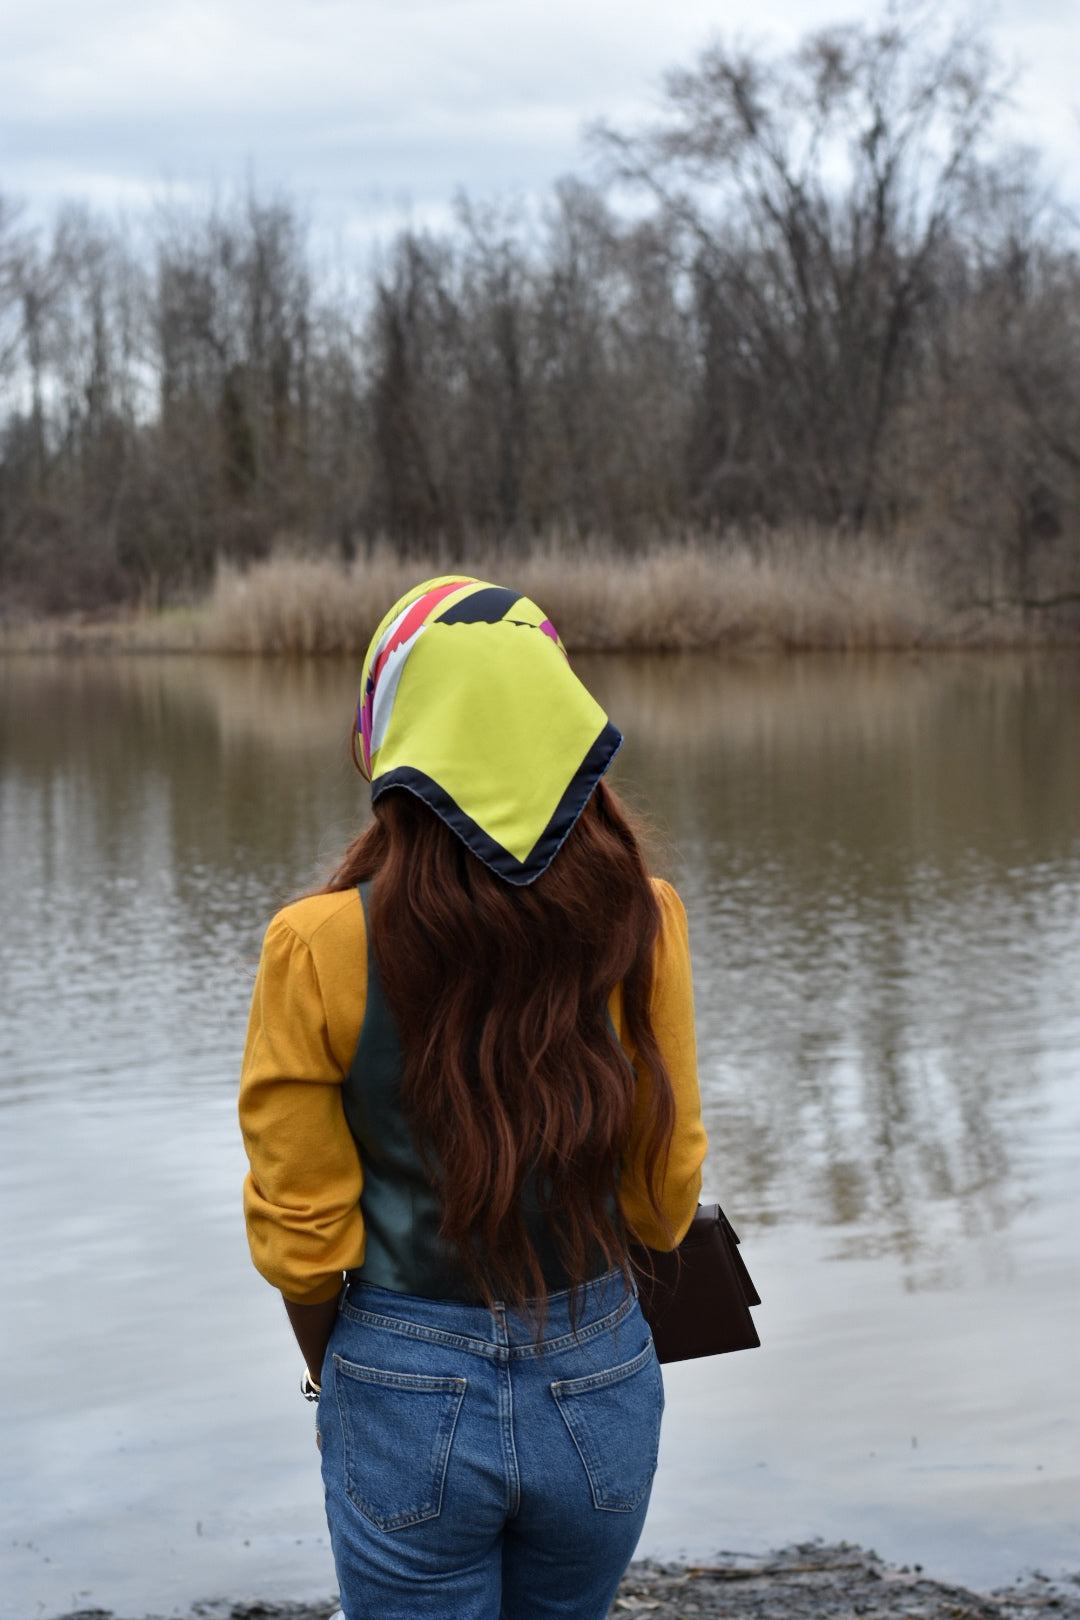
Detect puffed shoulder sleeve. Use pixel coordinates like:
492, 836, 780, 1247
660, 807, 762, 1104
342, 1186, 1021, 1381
239, 907, 365, 1304
618, 878, 709, 1249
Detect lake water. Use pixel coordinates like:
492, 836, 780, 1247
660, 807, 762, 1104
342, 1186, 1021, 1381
1, 651, 1078, 1618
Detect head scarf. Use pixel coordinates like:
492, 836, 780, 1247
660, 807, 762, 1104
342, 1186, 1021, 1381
356, 576, 622, 885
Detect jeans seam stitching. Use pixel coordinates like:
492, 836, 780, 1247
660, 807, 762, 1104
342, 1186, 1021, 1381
339, 1308, 498, 1356
549, 1340, 655, 1396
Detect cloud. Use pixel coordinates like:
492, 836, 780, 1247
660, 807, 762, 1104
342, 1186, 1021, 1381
1, 0, 1076, 227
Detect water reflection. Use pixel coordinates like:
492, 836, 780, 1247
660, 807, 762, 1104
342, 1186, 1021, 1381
2, 650, 1079, 1613
581, 653, 1080, 1284
3, 652, 1078, 1273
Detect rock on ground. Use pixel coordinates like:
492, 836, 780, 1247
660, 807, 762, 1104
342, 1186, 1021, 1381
613, 1544, 1080, 1620
53, 1543, 1080, 1620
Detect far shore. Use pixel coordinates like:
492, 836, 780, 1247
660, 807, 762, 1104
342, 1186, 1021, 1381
2, 543, 1079, 656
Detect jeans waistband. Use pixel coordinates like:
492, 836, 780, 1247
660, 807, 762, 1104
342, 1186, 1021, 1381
338, 1267, 636, 1358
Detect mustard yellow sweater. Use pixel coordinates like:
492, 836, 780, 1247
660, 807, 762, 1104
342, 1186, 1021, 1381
239, 878, 708, 1304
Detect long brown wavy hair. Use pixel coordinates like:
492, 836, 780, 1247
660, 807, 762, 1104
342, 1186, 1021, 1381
319, 778, 676, 1310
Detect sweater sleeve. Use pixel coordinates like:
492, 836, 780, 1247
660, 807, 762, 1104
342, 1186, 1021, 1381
239, 902, 366, 1304
616, 878, 709, 1249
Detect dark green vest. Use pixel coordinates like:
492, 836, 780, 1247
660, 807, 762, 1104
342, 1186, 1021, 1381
341, 882, 591, 1299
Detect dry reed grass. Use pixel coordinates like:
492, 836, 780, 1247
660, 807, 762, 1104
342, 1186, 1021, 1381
0, 604, 205, 654
201, 532, 989, 656
1, 531, 1049, 656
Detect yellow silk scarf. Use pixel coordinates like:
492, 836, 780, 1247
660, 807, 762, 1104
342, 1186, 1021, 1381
356, 577, 622, 884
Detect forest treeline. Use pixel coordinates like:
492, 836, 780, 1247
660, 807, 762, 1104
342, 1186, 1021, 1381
2, 8, 1080, 621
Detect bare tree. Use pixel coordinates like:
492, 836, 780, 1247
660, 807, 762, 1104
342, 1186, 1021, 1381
593, 1, 1011, 532
0, 195, 29, 391
2, 5, 1080, 623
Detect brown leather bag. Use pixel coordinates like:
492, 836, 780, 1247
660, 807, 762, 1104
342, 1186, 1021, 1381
628, 1203, 761, 1363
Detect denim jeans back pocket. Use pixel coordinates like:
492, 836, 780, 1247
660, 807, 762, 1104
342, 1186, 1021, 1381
550, 1341, 664, 1512
333, 1354, 467, 1531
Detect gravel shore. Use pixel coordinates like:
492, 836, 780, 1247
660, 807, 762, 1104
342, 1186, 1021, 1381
53, 1543, 1080, 1620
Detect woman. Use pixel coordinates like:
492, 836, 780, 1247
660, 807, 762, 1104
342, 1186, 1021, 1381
239, 576, 708, 1620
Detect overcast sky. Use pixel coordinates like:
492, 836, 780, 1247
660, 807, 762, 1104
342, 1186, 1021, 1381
2, 0, 1078, 244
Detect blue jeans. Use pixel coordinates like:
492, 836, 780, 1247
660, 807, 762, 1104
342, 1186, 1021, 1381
318, 1271, 663, 1620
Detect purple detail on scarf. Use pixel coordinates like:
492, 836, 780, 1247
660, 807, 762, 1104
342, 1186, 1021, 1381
539, 618, 559, 645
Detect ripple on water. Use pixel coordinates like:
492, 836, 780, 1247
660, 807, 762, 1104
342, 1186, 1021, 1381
1, 651, 1079, 1618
